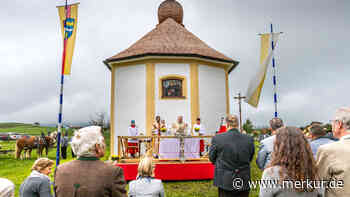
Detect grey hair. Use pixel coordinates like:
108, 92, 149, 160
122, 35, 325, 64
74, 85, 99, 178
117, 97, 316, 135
0, 178, 15, 197
335, 107, 350, 130
70, 126, 104, 157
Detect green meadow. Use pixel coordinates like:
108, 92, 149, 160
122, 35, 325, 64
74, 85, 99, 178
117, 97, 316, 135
0, 123, 262, 197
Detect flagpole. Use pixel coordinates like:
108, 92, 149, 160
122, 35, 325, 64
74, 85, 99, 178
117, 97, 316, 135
270, 23, 278, 118
56, 0, 69, 167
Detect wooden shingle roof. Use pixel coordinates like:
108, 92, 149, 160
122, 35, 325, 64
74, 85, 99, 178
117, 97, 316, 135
106, 18, 236, 64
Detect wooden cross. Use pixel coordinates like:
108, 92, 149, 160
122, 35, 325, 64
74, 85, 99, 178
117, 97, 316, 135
234, 93, 246, 132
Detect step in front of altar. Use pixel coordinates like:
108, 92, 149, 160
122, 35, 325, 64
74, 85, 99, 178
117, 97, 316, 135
116, 161, 214, 181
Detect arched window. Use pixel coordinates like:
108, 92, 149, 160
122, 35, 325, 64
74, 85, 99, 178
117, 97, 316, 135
160, 75, 187, 99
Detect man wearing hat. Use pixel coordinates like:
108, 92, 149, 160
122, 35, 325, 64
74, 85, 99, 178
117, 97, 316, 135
209, 114, 255, 197
54, 126, 127, 197
128, 120, 139, 158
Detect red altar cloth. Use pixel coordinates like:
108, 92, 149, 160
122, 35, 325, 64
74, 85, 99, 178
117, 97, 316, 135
116, 162, 215, 181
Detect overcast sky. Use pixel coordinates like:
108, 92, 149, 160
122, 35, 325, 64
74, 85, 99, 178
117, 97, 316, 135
1, 0, 349, 127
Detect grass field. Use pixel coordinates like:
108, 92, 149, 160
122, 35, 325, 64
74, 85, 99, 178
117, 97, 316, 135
0, 123, 262, 197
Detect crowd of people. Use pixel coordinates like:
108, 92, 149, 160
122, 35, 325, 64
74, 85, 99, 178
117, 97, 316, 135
209, 107, 350, 197
1, 107, 350, 197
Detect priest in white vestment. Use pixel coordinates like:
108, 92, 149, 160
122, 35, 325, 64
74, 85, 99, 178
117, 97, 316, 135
172, 116, 189, 136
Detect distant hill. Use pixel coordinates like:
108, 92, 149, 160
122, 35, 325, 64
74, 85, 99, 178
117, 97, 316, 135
0, 123, 56, 136
0, 122, 92, 135
0, 122, 91, 128
0, 122, 33, 129
40, 122, 91, 128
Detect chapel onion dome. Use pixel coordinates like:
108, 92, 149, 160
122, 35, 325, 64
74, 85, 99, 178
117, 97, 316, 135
158, 0, 184, 25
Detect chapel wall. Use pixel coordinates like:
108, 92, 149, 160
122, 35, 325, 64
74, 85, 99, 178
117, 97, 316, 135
198, 64, 227, 134
114, 64, 146, 154
155, 63, 191, 127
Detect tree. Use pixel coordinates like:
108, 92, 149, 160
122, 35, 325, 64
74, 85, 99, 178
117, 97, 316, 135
89, 112, 109, 133
243, 119, 254, 134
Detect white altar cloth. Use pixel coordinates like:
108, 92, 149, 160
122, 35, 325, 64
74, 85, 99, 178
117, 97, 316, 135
159, 138, 200, 159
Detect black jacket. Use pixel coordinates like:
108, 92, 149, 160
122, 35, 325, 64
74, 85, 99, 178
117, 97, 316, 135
209, 128, 255, 191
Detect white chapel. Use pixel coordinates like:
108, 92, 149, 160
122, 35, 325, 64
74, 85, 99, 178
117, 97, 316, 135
103, 0, 239, 155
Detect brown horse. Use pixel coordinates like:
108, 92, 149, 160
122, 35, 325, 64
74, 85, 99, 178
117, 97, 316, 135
37, 135, 56, 157
15, 136, 37, 159
15, 132, 57, 159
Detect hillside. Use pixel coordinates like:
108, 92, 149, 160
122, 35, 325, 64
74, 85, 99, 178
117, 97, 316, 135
0, 123, 58, 136
0, 122, 33, 129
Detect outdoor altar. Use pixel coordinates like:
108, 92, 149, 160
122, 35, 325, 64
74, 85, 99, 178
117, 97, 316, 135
114, 135, 215, 181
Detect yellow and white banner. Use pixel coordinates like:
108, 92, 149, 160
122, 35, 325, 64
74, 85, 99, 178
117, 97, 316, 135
245, 33, 280, 108
57, 2, 79, 75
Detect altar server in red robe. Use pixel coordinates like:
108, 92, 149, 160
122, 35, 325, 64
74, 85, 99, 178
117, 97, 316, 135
218, 117, 227, 134
192, 117, 206, 156
128, 120, 139, 158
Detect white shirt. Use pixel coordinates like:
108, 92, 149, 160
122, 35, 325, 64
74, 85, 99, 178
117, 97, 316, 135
128, 126, 139, 143
128, 177, 164, 197
192, 124, 205, 136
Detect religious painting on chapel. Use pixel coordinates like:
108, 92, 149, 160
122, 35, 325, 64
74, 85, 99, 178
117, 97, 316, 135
161, 78, 184, 98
